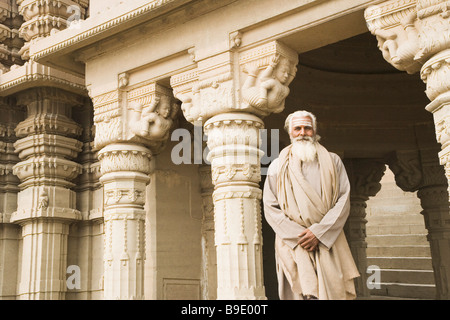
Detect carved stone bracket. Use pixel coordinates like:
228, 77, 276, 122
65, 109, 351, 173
365, 0, 450, 74
171, 40, 298, 125
93, 82, 179, 155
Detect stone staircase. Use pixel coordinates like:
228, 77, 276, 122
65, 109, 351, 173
365, 169, 436, 300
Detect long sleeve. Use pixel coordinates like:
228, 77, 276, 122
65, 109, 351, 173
308, 153, 351, 249
263, 159, 306, 249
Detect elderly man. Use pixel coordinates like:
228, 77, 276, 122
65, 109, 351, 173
263, 110, 360, 300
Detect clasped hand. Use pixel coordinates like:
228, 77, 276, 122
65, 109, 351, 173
298, 229, 319, 252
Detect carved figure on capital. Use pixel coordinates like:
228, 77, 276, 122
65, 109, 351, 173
239, 42, 298, 116
387, 150, 423, 192
366, 4, 422, 74
241, 54, 295, 114
128, 95, 179, 143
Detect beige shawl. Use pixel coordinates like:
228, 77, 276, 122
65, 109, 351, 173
276, 143, 359, 300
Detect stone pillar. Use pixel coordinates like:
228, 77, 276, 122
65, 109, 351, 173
0, 97, 24, 299
16, 0, 88, 60
204, 113, 265, 300
417, 184, 450, 299
198, 165, 216, 300
171, 40, 298, 299
98, 143, 151, 300
68, 100, 103, 300
387, 149, 449, 299
10, 87, 84, 299
344, 159, 386, 298
92, 81, 178, 299
0, 0, 24, 72
365, 0, 450, 300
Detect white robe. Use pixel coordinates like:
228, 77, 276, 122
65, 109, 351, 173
263, 146, 359, 299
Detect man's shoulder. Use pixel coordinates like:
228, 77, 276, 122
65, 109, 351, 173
266, 158, 280, 176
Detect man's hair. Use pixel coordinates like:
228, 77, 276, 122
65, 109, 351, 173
284, 110, 317, 134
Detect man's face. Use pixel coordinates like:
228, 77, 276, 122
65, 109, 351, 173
290, 116, 315, 140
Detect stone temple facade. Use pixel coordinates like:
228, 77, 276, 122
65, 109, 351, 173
0, 0, 449, 300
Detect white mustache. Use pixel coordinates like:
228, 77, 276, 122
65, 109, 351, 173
293, 136, 314, 143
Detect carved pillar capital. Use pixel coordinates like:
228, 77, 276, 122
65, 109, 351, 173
365, 0, 450, 76
387, 148, 447, 192
92, 82, 179, 155
170, 40, 298, 125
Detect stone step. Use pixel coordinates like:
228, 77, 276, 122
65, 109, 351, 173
367, 257, 433, 270
377, 269, 435, 285
366, 214, 424, 226
369, 283, 436, 299
367, 202, 422, 215
366, 245, 431, 257
366, 234, 429, 246
367, 224, 427, 236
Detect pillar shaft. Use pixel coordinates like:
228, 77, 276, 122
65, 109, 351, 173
344, 159, 386, 298
10, 87, 83, 299
204, 113, 266, 300
199, 165, 217, 300
98, 143, 151, 300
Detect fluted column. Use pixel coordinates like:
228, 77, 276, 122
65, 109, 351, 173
365, 0, 450, 300
344, 159, 386, 298
92, 81, 178, 299
171, 40, 298, 299
10, 87, 84, 299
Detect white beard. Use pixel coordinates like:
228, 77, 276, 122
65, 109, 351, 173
291, 136, 318, 163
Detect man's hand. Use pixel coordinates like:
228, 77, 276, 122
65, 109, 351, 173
298, 229, 319, 252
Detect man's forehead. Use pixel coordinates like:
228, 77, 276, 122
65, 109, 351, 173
291, 116, 313, 127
